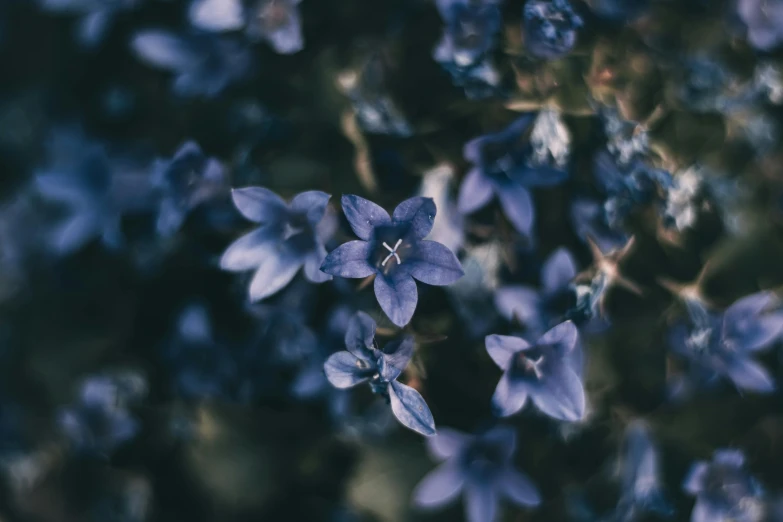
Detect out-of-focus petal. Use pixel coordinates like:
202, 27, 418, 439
724, 356, 775, 393
248, 250, 302, 301
457, 168, 495, 214
131, 30, 198, 71
219, 227, 279, 271
485, 334, 529, 370
537, 320, 579, 355
188, 0, 244, 32
290, 191, 331, 225
426, 427, 470, 460
541, 248, 577, 294
498, 468, 541, 507
303, 243, 332, 283
412, 462, 465, 508
494, 286, 541, 325
496, 183, 534, 236
492, 371, 529, 417
231, 187, 287, 223
464, 482, 497, 522
388, 380, 436, 436
532, 364, 585, 421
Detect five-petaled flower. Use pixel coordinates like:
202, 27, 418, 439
412, 426, 541, 522
668, 291, 783, 393
320, 195, 464, 327
457, 114, 569, 237
220, 187, 334, 302
487, 320, 586, 421
683, 449, 765, 522
323, 311, 436, 436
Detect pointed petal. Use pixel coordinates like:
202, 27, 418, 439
498, 468, 541, 507
303, 243, 332, 283
492, 372, 529, 417
497, 183, 534, 236
248, 251, 302, 301
375, 274, 418, 327
412, 462, 465, 508
290, 191, 331, 225
219, 227, 279, 272
388, 380, 436, 436
131, 30, 198, 71
408, 240, 464, 286
485, 335, 529, 370
541, 248, 577, 294
340, 195, 391, 240
392, 197, 436, 239
231, 187, 287, 223
725, 357, 774, 393
464, 482, 498, 522
50, 212, 98, 254
532, 365, 586, 421
537, 320, 579, 356
494, 286, 542, 326
320, 240, 375, 278
324, 351, 371, 389
457, 168, 495, 214
344, 311, 377, 360
379, 336, 414, 382
426, 428, 470, 460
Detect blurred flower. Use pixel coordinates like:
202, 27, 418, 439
754, 62, 783, 105
570, 198, 629, 253
58, 372, 147, 457
522, 0, 583, 60
37, 0, 142, 47
669, 292, 783, 393
683, 449, 765, 522
457, 113, 569, 236
151, 141, 229, 237
220, 187, 333, 301
736, 0, 783, 51
323, 311, 435, 436
487, 320, 585, 421
321, 196, 463, 327
412, 426, 541, 522
34, 129, 155, 254
418, 164, 464, 254
131, 30, 252, 98
615, 422, 673, 521
448, 241, 503, 338
188, 0, 304, 54
494, 247, 578, 338
433, 0, 503, 98
599, 107, 650, 169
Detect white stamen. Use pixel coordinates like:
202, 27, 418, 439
381, 239, 403, 266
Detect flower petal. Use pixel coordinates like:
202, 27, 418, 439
541, 248, 577, 294
531, 364, 586, 422
324, 351, 371, 389
344, 311, 377, 360
231, 187, 287, 223
412, 462, 465, 508
408, 240, 464, 286
248, 250, 302, 301
494, 286, 542, 325
388, 380, 436, 436
725, 356, 774, 393
340, 195, 391, 240
303, 243, 332, 283
219, 226, 279, 272
713, 449, 745, 467
290, 191, 331, 225
496, 183, 534, 236
374, 274, 418, 327
131, 30, 199, 71
690, 499, 723, 522
537, 320, 579, 356
498, 468, 541, 507
392, 197, 437, 239
320, 240, 375, 278
492, 372, 529, 417
457, 168, 495, 214
426, 427, 471, 460
379, 336, 414, 382
464, 482, 497, 522
188, 0, 244, 32
485, 335, 530, 370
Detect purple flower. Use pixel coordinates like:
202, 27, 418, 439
487, 320, 585, 421
152, 141, 229, 237
412, 426, 541, 522
188, 0, 304, 54
523, 0, 583, 60
323, 312, 435, 436
221, 187, 333, 301
668, 292, 783, 393
494, 247, 578, 338
683, 450, 765, 522
457, 113, 569, 236
321, 196, 464, 327
37, 0, 141, 47
615, 422, 673, 521
736, 0, 783, 51
58, 372, 147, 457
131, 30, 252, 98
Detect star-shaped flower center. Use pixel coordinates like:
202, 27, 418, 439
382, 239, 403, 267
516, 352, 546, 379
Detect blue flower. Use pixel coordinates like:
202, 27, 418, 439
323, 311, 436, 436
683, 450, 765, 522
615, 421, 674, 521
412, 426, 541, 522
523, 0, 583, 60
58, 372, 147, 457
457, 113, 570, 236
37, 0, 141, 47
188, 0, 304, 54
668, 292, 783, 393
131, 30, 252, 98
220, 187, 333, 302
494, 247, 578, 338
152, 141, 228, 237
736, 0, 783, 51
34, 129, 155, 254
321, 196, 464, 327
487, 320, 586, 421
